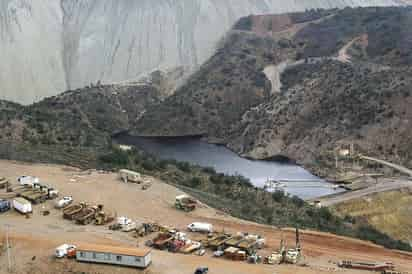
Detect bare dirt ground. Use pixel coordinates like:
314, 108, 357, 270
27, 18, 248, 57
0, 160, 411, 274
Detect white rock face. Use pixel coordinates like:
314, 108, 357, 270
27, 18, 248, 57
0, 0, 409, 104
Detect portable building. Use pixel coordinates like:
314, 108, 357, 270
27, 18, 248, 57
13, 197, 32, 214
76, 244, 151, 268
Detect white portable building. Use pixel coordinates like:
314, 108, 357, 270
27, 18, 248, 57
76, 244, 151, 268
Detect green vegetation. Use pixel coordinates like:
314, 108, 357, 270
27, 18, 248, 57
98, 146, 412, 252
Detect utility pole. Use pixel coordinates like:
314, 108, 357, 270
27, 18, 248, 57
6, 224, 12, 273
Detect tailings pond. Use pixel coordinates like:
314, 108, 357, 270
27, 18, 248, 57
116, 135, 343, 199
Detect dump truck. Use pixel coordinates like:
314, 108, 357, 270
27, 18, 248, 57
175, 195, 197, 212
119, 169, 142, 183
63, 203, 86, 220
74, 206, 99, 225
223, 235, 245, 248
237, 238, 260, 255
204, 234, 231, 250
180, 241, 202, 254
152, 232, 174, 250
224, 247, 247, 261
20, 189, 48, 204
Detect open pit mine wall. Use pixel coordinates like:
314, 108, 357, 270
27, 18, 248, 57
0, 0, 409, 104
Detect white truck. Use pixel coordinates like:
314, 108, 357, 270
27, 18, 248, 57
55, 244, 76, 258
13, 197, 32, 214
18, 176, 39, 187
187, 222, 213, 233
55, 196, 73, 209
119, 169, 142, 183
117, 216, 137, 232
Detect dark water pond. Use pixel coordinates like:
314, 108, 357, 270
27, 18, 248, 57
116, 135, 343, 199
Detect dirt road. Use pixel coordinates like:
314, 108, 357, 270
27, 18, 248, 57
315, 179, 412, 206
0, 160, 411, 274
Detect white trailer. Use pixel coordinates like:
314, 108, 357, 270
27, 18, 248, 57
13, 197, 32, 214
76, 244, 152, 268
187, 222, 213, 233
119, 169, 142, 183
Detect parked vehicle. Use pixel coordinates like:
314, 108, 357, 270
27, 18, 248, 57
55, 244, 76, 258
55, 196, 73, 209
17, 176, 39, 187
187, 222, 213, 233
0, 199, 11, 213
196, 249, 206, 256
175, 195, 197, 212
13, 197, 32, 214
194, 267, 209, 274
116, 216, 137, 232
119, 169, 142, 183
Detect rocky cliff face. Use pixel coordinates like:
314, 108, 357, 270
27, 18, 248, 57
136, 7, 412, 175
1, 0, 409, 104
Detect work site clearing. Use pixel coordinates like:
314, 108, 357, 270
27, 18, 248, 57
0, 160, 411, 274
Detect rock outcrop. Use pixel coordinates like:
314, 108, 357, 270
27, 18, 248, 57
1, 0, 410, 104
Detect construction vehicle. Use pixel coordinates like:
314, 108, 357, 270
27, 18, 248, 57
94, 209, 114, 225
237, 237, 260, 255
20, 189, 48, 204
180, 241, 202, 254
168, 239, 185, 253
175, 195, 197, 212
265, 228, 302, 265
223, 235, 244, 248
224, 247, 247, 261
338, 261, 395, 271
152, 232, 175, 250
284, 227, 302, 264
135, 223, 161, 237
63, 203, 86, 220
74, 205, 101, 225
203, 233, 231, 250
